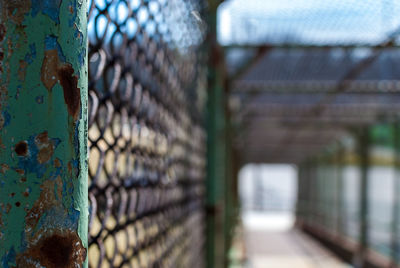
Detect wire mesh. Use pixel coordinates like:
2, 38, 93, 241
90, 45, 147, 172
219, 0, 400, 46
223, 1, 400, 164
87, 0, 207, 267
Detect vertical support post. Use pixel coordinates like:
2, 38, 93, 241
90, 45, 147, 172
335, 143, 344, 237
206, 1, 227, 267
354, 127, 370, 267
316, 157, 323, 226
295, 164, 303, 221
309, 161, 315, 225
297, 163, 310, 225
0, 1, 88, 267
309, 161, 316, 225
224, 98, 236, 267
391, 122, 400, 265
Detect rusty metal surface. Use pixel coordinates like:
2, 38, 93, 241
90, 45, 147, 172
87, 0, 207, 267
0, 0, 88, 267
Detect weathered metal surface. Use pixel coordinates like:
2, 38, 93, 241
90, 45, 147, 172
0, 1, 88, 267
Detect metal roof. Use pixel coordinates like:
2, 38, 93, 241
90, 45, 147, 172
230, 47, 400, 164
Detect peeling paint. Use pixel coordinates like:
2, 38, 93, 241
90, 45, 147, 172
57, 64, 81, 119
41, 50, 59, 90
2, 0, 32, 25
41, 49, 81, 119
24, 178, 62, 236
35, 131, 55, 164
0, 0, 88, 267
0, 23, 6, 42
31, 0, 62, 24
17, 60, 27, 81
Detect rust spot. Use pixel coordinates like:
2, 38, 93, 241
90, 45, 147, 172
15, 141, 28, 156
20, 177, 26, 182
0, 163, 9, 174
1, 203, 11, 214
35, 131, 54, 164
15, 169, 25, 175
41, 50, 59, 90
2, 1, 31, 25
38, 146, 54, 164
36, 131, 48, 143
41, 52, 81, 120
54, 158, 61, 167
24, 178, 62, 235
68, 161, 72, 173
9, 192, 15, 197
15, 202, 21, 207
0, 85, 8, 108
0, 114, 3, 132
57, 64, 80, 119
16, 230, 87, 268
7, 39, 12, 57
18, 60, 28, 81
23, 191, 29, 197
0, 24, 6, 42
5, 203, 11, 213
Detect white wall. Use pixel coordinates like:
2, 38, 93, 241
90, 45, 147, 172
239, 164, 298, 212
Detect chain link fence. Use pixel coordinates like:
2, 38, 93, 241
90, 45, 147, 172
87, 0, 208, 266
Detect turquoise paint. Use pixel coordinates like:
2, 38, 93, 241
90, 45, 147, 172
0, 0, 88, 267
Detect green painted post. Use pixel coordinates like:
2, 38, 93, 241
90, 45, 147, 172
295, 164, 303, 220
0, 1, 88, 267
206, 1, 227, 267
307, 162, 313, 224
391, 122, 400, 265
224, 104, 235, 267
335, 143, 344, 237
354, 127, 370, 267
309, 161, 316, 225
305, 162, 313, 223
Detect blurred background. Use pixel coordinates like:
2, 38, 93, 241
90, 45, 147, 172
216, 1, 400, 268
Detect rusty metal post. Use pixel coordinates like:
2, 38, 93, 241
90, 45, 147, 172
0, 1, 88, 267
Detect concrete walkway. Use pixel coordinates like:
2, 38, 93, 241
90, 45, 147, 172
243, 212, 351, 268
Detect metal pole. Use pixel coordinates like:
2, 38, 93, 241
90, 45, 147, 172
0, 1, 88, 267
295, 164, 303, 220
354, 127, 370, 267
309, 161, 317, 225
391, 122, 400, 265
336, 143, 345, 237
206, 1, 227, 267
224, 100, 235, 267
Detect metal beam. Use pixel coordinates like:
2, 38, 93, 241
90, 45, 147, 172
231, 26, 400, 163
223, 44, 400, 50
232, 80, 400, 94
237, 116, 381, 127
